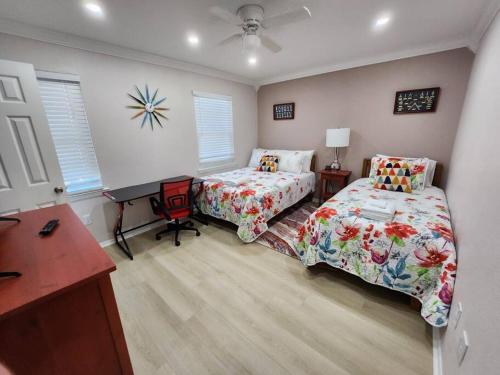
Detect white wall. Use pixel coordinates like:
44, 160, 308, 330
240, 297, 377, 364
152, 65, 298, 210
442, 10, 500, 375
0, 33, 258, 243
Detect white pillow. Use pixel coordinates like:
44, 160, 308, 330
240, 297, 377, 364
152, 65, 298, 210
249, 148, 314, 174
248, 148, 267, 167
301, 150, 315, 172
376, 154, 419, 160
424, 159, 437, 187
277, 150, 305, 174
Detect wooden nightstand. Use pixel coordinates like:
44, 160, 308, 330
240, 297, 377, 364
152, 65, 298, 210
319, 169, 352, 204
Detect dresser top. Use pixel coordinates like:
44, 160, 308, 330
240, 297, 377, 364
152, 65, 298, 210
0, 204, 115, 319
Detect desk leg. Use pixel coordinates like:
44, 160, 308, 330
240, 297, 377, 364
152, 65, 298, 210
113, 202, 134, 260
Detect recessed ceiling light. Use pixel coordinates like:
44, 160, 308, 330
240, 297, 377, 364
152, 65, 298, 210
187, 34, 200, 46
248, 56, 257, 66
374, 15, 391, 28
84, 2, 104, 16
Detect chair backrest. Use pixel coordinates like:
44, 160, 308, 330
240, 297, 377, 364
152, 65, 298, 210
160, 177, 194, 212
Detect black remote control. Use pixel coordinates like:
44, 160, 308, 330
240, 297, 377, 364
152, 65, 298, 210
39, 219, 59, 236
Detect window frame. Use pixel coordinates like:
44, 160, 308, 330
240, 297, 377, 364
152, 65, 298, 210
192, 90, 235, 173
36, 70, 104, 197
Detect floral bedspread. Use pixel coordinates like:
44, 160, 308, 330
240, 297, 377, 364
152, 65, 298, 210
294, 178, 456, 327
197, 167, 315, 242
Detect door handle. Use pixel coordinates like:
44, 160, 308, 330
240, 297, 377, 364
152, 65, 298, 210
54, 186, 64, 194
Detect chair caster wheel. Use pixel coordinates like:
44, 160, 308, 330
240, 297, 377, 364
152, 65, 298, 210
196, 231, 200, 236
156, 235, 161, 240
175, 241, 181, 246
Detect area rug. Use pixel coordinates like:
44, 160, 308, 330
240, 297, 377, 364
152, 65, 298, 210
256, 202, 317, 258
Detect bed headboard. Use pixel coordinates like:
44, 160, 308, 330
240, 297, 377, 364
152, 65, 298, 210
310, 155, 316, 172
361, 158, 443, 188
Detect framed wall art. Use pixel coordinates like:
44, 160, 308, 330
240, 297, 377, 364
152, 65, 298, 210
393, 87, 440, 114
273, 102, 295, 120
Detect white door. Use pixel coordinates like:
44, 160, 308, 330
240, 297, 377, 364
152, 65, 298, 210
0, 59, 66, 215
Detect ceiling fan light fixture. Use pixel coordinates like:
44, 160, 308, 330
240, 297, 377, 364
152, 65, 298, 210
243, 34, 261, 51
187, 33, 200, 46
83, 2, 104, 17
374, 13, 392, 30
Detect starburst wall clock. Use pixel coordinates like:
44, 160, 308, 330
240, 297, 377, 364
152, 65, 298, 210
127, 85, 169, 130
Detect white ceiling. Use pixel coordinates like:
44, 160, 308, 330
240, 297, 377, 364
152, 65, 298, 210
0, 0, 498, 86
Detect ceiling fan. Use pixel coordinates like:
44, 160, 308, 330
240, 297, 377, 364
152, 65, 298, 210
210, 2, 312, 53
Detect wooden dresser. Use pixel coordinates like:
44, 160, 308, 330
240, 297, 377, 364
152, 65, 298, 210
0, 204, 133, 375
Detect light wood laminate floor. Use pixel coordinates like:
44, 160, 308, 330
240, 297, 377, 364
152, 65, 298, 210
105, 222, 432, 375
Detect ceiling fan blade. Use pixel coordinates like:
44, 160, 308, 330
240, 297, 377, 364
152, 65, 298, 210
262, 6, 311, 29
218, 33, 243, 46
261, 35, 282, 53
210, 6, 242, 26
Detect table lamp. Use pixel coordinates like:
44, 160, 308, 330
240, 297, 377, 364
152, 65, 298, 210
326, 128, 350, 170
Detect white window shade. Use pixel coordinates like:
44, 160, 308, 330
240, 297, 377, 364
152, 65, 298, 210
193, 91, 234, 166
38, 75, 103, 194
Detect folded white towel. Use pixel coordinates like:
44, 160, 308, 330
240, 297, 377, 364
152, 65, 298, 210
361, 200, 395, 222
361, 211, 394, 222
368, 199, 387, 209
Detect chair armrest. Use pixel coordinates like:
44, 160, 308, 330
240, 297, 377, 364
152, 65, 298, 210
149, 196, 172, 221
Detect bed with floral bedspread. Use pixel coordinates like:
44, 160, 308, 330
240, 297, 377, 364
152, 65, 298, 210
197, 167, 315, 243
294, 178, 456, 327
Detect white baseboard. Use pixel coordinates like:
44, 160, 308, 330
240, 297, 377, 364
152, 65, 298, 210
99, 221, 164, 248
433, 327, 443, 375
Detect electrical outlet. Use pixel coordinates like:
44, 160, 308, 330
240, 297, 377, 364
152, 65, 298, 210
456, 330, 469, 365
451, 302, 463, 329
81, 213, 92, 226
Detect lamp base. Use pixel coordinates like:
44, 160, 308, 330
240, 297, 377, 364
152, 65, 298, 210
330, 160, 341, 171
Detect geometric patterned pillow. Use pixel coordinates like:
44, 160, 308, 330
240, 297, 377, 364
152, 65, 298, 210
376, 155, 428, 191
256, 154, 279, 172
373, 159, 413, 193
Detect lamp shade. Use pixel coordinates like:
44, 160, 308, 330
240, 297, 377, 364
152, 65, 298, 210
326, 128, 350, 148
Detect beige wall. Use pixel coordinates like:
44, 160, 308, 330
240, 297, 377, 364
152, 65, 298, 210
442, 11, 500, 375
0, 33, 258, 243
258, 48, 474, 186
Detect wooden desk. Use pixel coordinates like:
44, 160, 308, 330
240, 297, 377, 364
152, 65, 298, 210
0, 204, 133, 375
319, 169, 352, 204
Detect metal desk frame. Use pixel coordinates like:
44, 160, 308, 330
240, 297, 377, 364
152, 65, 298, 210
103, 176, 205, 260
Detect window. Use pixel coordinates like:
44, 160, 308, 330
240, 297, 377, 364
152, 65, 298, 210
37, 72, 103, 194
193, 91, 234, 167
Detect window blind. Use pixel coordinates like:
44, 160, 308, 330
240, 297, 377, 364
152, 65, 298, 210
193, 91, 234, 166
38, 77, 103, 194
